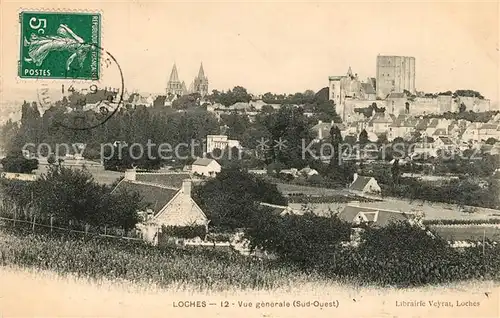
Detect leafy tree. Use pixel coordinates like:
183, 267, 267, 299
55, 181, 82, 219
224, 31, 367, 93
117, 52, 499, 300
377, 133, 389, 145
329, 125, 343, 167
359, 129, 369, 145
192, 167, 287, 229
486, 137, 498, 145
47, 154, 57, 165
357, 221, 453, 286
172, 93, 201, 109
33, 166, 140, 229
1, 152, 39, 173
246, 209, 351, 268
391, 159, 401, 184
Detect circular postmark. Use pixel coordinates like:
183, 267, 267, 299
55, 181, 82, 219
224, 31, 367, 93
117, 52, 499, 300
36, 44, 124, 131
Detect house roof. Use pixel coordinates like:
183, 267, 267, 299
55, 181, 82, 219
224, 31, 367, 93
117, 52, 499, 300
329, 75, 344, 81
193, 158, 218, 166
338, 205, 413, 227
349, 176, 374, 191
259, 202, 299, 216
229, 102, 250, 110
361, 83, 376, 95
387, 92, 406, 99
438, 136, 453, 145
135, 172, 191, 188
112, 180, 178, 215
432, 128, 448, 136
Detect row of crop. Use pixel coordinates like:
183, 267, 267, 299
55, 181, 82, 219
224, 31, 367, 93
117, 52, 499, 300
423, 219, 500, 225
0, 226, 311, 291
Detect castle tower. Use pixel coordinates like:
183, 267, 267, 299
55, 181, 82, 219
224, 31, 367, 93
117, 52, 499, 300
193, 62, 209, 97
376, 55, 415, 99
166, 64, 185, 97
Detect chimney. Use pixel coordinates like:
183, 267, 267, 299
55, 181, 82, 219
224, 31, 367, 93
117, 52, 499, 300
124, 167, 136, 181
331, 120, 334, 125
318, 120, 322, 125
182, 179, 192, 196
353, 172, 359, 183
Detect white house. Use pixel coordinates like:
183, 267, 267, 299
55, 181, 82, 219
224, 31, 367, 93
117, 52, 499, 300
348, 173, 381, 195
112, 170, 209, 245
191, 158, 221, 177
206, 135, 242, 154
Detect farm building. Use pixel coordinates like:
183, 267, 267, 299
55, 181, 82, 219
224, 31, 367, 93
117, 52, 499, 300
259, 202, 301, 216
112, 169, 209, 245
191, 158, 221, 177
348, 173, 381, 195
338, 204, 415, 227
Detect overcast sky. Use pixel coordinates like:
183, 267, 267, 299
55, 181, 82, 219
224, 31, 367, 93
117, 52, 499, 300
1, 1, 499, 102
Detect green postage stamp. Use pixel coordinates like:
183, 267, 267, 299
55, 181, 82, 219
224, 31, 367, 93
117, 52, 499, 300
19, 11, 101, 80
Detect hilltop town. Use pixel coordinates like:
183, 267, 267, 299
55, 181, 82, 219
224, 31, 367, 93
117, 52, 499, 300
1, 53, 500, 292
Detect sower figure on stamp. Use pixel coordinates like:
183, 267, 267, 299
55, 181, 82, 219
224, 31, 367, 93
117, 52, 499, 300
24, 24, 91, 70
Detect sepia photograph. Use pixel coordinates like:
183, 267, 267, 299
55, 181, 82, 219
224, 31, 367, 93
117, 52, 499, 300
0, 1, 499, 317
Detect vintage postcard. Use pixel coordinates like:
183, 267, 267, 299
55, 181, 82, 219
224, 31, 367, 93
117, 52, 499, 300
0, 1, 499, 317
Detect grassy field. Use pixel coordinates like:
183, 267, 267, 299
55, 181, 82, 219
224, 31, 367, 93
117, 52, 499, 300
0, 227, 319, 292
431, 225, 500, 241
1, 227, 499, 317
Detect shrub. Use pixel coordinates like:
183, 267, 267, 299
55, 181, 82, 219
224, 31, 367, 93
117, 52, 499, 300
245, 208, 351, 269
161, 225, 207, 239
1, 153, 38, 173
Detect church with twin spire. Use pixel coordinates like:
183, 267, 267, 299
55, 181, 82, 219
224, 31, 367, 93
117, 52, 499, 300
166, 63, 209, 98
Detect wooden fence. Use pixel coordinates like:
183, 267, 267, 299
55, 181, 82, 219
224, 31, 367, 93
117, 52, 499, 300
0, 215, 143, 241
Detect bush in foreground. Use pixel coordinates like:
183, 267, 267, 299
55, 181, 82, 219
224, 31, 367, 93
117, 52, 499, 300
246, 215, 500, 287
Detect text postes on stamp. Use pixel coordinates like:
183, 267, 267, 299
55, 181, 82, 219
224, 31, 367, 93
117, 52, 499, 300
19, 11, 101, 80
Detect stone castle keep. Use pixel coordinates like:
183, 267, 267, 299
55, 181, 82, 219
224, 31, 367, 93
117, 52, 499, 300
376, 55, 416, 99
328, 55, 492, 122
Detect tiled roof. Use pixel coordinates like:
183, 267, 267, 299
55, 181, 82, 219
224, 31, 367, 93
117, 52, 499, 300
433, 128, 448, 136
112, 180, 178, 215
136, 172, 191, 188
338, 205, 413, 227
349, 176, 374, 191
193, 158, 218, 166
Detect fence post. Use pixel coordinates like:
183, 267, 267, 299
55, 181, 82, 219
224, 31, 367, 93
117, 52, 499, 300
104, 225, 107, 236
32, 214, 36, 232
13, 210, 16, 227
85, 223, 89, 235
50, 216, 53, 233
